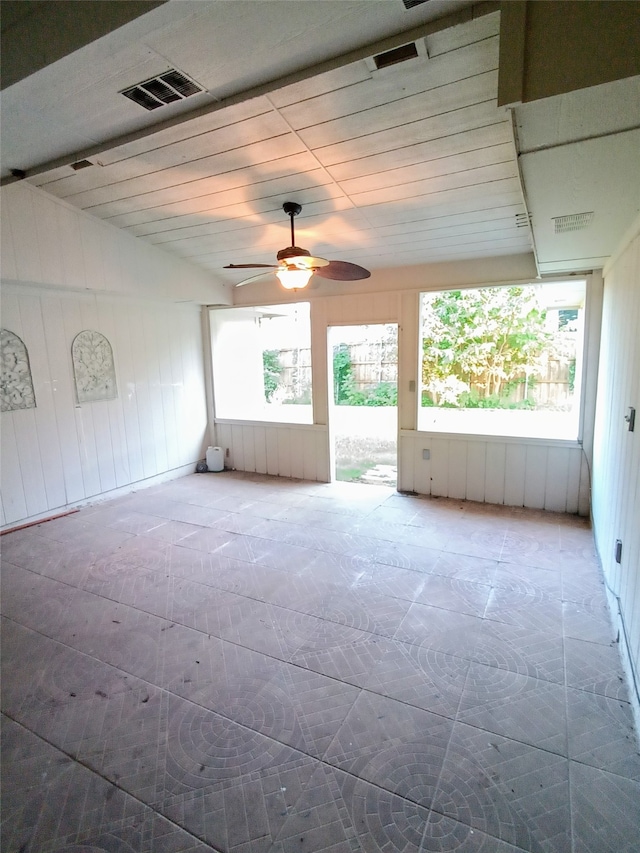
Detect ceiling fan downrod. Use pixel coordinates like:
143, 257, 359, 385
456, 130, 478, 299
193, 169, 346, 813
277, 201, 311, 262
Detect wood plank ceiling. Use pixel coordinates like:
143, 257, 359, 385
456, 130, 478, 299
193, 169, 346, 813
27, 9, 533, 285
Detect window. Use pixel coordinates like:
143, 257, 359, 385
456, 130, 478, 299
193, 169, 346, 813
210, 302, 312, 423
418, 281, 587, 440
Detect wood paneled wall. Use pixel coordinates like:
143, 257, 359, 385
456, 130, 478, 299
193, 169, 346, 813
1, 286, 208, 527
399, 431, 589, 514
593, 219, 640, 720
0, 182, 228, 305
214, 422, 330, 482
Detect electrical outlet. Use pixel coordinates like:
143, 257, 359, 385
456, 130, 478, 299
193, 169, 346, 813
625, 407, 635, 432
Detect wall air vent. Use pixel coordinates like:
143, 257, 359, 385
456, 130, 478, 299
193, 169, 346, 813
515, 212, 532, 228
553, 212, 595, 234
373, 41, 419, 70
121, 69, 204, 111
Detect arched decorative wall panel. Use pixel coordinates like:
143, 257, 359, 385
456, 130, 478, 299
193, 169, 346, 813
71, 330, 117, 403
1, 328, 36, 412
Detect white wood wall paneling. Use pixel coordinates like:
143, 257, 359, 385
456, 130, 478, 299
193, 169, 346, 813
592, 224, 640, 723
523, 445, 548, 510
19, 293, 67, 510
40, 295, 85, 503
145, 310, 171, 475
413, 437, 431, 496
80, 296, 118, 495
33, 192, 65, 287
57, 203, 87, 289
8, 186, 43, 284
544, 446, 570, 514
62, 296, 100, 498
253, 426, 268, 475
113, 302, 144, 485
2, 183, 227, 306
213, 422, 329, 482
0, 189, 18, 280
484, 442, 506, 506
466, 441, 487, 503
242, 425, 257, 474
1, 295, 33, 519
397, 431, 587, 514
265, 427, 279, 476
429, 438, 449, 497
128, 302, 157, 479
277, 428, 292, 479
96, 297, 129, 489
503, 444, 527, 508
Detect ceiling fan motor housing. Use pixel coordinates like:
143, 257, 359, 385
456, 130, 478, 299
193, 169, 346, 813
277, 246, 311, 261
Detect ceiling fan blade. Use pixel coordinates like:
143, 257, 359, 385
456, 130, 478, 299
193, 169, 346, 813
224, 263, 278, 269
233, 271, 277, 287
314, 260, 371, 281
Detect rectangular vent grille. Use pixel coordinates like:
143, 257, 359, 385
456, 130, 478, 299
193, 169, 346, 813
403, 0, 430, 8
71, 159, 94, 171
122, 69, 203, 111
553, 212, 594, 234
374, 42, 419, 69
515, 212, 531, 228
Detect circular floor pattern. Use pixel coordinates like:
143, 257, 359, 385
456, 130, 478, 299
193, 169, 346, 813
166, 700, 290, 788
431, 742, 534, 852
339, 772, 430, 853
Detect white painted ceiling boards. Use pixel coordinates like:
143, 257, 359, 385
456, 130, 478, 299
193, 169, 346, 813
1, 0, 639, 292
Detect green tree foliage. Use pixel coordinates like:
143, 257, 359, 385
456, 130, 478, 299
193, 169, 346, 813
333, 344, 353, 404
262, 349, 283, 402
333, 344, 398, 406
421, 287, 551, 406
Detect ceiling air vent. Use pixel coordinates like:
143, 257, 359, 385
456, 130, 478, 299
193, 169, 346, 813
71, 159, 94, 171
553, 212, 594, 234
515, 212, 531, 228
403, 0, 430, 9
121, 69, 204, 111
374, 41, 419, 70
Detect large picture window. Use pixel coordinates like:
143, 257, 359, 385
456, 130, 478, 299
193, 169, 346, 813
418, 281, 586, 440
210, 302, 312, 423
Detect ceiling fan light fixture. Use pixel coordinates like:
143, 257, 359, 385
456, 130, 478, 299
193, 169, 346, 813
275, 267, 313, 290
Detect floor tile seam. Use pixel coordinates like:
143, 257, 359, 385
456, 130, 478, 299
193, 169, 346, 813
386, 631, 569, 690
0, 560, 93, 597
565, 753, 640, 784
199, 522, 450, 562
3, 625, 343, 797
421, 726, 573, 853
0, 710, 223, 853
397, 599, 566, 638
1, 611, 369, 737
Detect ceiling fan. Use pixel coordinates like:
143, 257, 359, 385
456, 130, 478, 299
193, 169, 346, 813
224, 202, 371, 290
